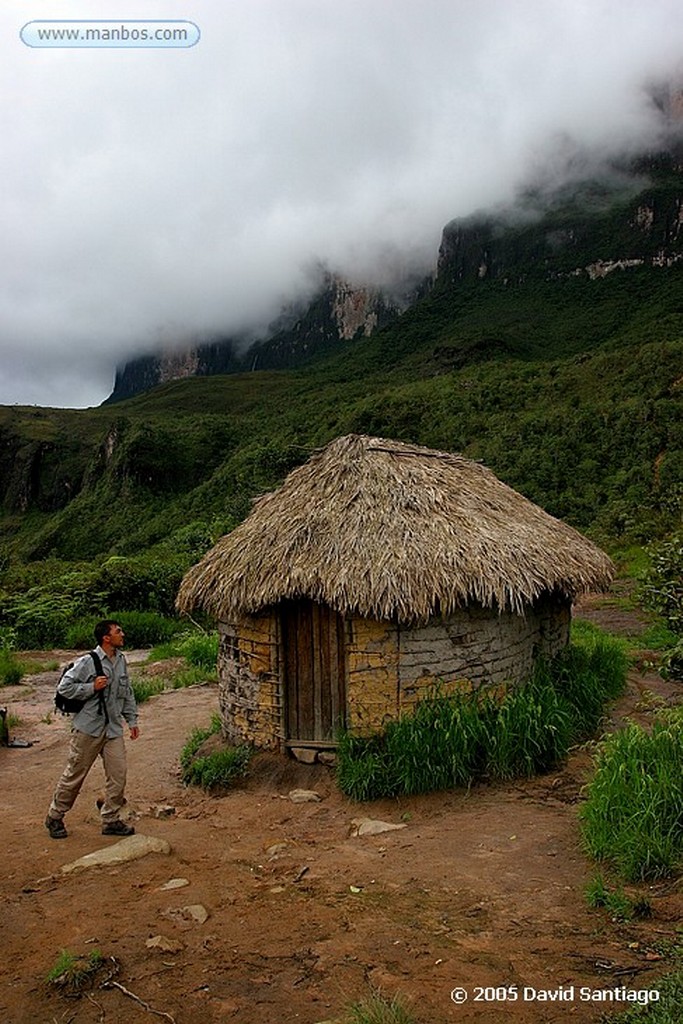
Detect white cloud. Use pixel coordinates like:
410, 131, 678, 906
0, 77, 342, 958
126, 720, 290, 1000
0, 0, 680, 406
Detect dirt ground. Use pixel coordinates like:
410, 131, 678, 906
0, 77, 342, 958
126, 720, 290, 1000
1, 597, 681, 1024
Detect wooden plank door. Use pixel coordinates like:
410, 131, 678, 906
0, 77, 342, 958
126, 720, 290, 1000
281, 600, 346, 743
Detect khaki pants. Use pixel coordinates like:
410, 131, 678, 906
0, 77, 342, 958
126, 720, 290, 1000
48, 729, 127, 824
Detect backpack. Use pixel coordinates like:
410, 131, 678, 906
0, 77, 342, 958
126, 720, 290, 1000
54, 650, 105, 716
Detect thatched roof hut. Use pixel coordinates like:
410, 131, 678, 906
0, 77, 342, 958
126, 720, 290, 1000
178, 433, 612, 620
178, 434, 613, 753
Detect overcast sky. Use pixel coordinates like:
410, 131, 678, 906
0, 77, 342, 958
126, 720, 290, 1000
1, 0, 681, 407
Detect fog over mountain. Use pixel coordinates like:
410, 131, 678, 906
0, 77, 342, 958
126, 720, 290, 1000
1, 0, 681, 407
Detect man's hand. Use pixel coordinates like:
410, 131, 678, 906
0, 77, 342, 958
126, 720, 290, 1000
93, 675, 108, 691
129, 725, 140, 740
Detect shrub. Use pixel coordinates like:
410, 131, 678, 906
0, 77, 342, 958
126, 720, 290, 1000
641, 531, 683, 635
148, 629, 218, 670
66, 611, 182, 649
0, 648, 23, 685
580, 710, 683, 881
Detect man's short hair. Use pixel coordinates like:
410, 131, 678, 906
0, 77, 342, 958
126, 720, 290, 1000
94, 620, 120, 645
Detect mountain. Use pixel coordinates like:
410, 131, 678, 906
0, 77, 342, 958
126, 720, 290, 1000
0, 148, 681, 569
106, 272, 410, 403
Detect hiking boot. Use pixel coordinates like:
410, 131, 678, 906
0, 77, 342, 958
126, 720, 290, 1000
101, 820, 135, 837
45, 816, 68, 839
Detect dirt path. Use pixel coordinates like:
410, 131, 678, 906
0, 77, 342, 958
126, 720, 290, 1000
1, 615, 681, 1024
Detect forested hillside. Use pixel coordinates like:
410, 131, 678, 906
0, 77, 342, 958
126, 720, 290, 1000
0, 158, 681, 647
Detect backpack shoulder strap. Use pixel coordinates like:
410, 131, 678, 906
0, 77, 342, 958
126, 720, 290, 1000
89, 650, 104, 676
89, 650, 109, 724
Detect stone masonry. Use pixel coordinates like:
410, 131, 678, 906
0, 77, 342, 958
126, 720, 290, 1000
218, 595, 571, 747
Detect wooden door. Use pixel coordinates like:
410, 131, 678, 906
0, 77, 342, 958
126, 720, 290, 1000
281, 600, 346, 743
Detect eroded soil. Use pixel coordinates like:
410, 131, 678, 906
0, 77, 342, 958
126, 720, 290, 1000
1, 602, 681, 1024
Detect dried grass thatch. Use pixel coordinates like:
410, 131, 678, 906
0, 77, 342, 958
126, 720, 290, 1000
177, 434, 614, 624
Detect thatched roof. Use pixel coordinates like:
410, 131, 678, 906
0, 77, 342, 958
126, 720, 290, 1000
177, 434, 613, 624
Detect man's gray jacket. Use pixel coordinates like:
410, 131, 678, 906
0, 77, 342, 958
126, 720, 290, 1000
57, 645, 138, 739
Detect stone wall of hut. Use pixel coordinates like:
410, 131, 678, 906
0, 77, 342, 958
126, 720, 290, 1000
346, 594, 571, 733
218, 594, 570, 746
217, 614, 282, 749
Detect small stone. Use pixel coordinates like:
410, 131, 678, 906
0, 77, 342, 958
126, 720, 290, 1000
158, 877, 190, 891
289, 789, 322, 803
351, 818, 407, 837
152, 804, 176, 819
265, 843, 289, 859
269, 885, 286, 894
182, 904, 209, 923
317, 751, 336, 766
146, 935, 183, 953
290, 747, 318, 764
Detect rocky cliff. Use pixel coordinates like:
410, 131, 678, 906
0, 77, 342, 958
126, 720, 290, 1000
106, 274, 408, 403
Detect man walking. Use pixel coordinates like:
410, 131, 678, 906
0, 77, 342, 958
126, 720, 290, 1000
45, 620, 139, 839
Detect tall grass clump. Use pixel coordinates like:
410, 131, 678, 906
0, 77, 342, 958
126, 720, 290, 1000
179, 713, 222, 779
0, 647, 23, 685
559, 624, 628, 738
180, 713, 251, 791
386, 687, 490, 793
580, 710, 683, 881
131, 677, 166, 704
484, 672, 573, 780
184, 744, 252, 790
345, 990, 416, 1024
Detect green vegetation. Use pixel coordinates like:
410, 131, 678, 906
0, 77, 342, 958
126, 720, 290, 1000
182, 743, 252, 791
344, 991, 416, 1024
130, 631, 218, 700
641, 531, 683, 679
0, 647, 23, 685
179, 713, 251, 791
601, 970, 683, 1024
584, 874, 652, 922
0, 171, 680, 651
148, 629, 218, 670
580, 709, 683, 881
46, 949, 105, 994
336, 631, 627, 800
131, 677, 166, 704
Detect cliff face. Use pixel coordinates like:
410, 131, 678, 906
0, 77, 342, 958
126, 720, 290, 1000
437, 153, 683, 287
107, 148, 683, 403
106, 274, 406, 403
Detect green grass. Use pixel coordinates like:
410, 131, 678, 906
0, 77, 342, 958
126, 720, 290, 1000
344, 991, 416, 1024
600, 970, 683, 1023
183, 744, 252, 791
46, 949, 105, 993
583, 874, 644, 922
179, 713, 251, 790
580, 709, 683, 881
179, 713, 222, 774
131, 677, 166, 703
337, 631, 628, 801
0, 648, 23, 685
148, 629, 218, 671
